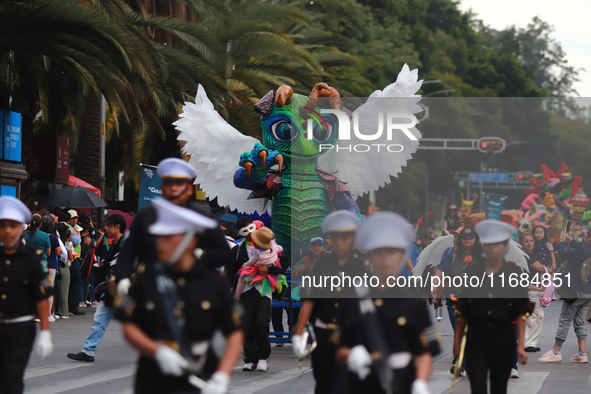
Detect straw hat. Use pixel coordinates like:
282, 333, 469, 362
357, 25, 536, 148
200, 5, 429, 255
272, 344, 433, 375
251, 227, 274, 249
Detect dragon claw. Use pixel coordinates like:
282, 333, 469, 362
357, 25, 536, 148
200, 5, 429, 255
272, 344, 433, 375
259, 150, 268, 170
244, 161, 253, 178
275, 154, 284, 174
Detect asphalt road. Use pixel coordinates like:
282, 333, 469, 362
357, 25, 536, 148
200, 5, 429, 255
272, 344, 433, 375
22, 301, 591, 393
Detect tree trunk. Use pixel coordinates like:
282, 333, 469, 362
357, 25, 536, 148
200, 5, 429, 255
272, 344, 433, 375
72, 95, 101, 224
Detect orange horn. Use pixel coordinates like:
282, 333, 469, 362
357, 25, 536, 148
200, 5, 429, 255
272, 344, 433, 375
275, 85, 293, 108
300, 83, 340, 119
259, 150, 268, 169
244, 161, 253, 179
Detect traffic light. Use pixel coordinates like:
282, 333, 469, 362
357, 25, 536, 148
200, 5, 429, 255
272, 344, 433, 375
516, 171, 535, 181
477, 137, 506, 153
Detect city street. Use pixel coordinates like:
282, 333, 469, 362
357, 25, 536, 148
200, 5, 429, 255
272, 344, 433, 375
22, 301, 591, 394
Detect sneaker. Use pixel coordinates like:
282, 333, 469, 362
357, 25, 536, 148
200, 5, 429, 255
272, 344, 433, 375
275, 343, 284, 347
48, 316, 55, 323
510, 368, 519, 378
570, 353, 588, 363
59, 315, 69, 320
67, 352, 94, 362
91, 302, 99, 306
34, 318, 40, 323
449, 365, 466, 377
52, 314, 60, 320
539, 350, 562, 363
242, 363, 255, 371
85, 300, 92, 307
256, 359, 268, 372
525, 346, 541, 352
79, 303, 85, 308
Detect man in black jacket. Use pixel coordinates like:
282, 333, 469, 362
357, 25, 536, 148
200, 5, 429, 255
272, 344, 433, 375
115, 158, 232, 296
231, 217, 289, 372
67, 213, 126, 362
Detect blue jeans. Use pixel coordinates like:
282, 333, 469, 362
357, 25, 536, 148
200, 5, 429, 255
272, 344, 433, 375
82, 301, 115, 356
447, 298, 467, 371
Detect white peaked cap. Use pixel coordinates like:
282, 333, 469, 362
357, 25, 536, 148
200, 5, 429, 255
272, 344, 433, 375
475, 219, 517, 244
0, 196, 31, 224
157, 158, 197, 180
149, 198, 217, 235
321, 210, 362, 233
356, 211, 414, 252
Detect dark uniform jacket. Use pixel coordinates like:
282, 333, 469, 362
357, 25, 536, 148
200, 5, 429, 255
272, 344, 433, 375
115, 261, 242, 393
456, 260, 530, 327
341, 287, 441, 394
302, 252, 369, 329
0, 244, 54, 320
116, 201, 232, 282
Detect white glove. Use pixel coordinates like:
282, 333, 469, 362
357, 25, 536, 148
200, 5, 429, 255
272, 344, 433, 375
117, 278, 131, 296
154, 346, 189, 376
412, 380, 431, 394
292, 334, 305, 358
34, 330, 53, 359
347, 345, 372, 380
202, 371, 230, 394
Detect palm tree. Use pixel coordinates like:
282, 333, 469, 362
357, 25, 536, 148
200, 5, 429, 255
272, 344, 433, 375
0, 0, 165, 201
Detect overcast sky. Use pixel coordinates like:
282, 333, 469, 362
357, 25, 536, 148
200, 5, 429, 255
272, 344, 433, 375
458, 0, 591, 97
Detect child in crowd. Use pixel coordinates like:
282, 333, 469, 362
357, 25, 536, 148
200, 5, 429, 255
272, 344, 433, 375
533, 225, 556, 271
234, 227, 286, 300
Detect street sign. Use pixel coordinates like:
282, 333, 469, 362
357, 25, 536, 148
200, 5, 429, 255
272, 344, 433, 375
468, 172, 509, 182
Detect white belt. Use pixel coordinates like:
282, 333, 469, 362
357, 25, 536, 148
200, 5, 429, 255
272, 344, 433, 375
0, 315, 35, 324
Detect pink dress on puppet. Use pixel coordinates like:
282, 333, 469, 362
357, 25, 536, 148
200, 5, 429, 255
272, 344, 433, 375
236, 240, 286, 297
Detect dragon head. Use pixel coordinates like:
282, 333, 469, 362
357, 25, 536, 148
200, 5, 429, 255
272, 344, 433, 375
254, 84, 347, 164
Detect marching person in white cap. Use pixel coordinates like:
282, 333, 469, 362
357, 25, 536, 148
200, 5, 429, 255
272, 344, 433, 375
454, 219, 530, 394
335, 212, 440, 394
115, 198, 244, 394
116, 157, 232, 297
294, 210, 368, 394
0, 196, 54, 394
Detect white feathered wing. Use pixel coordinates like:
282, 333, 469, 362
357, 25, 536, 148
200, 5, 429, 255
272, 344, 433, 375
505, 240, 530, 273
318, 63, 423, 198
175, 85, 268, 214
413, 235, 454, 278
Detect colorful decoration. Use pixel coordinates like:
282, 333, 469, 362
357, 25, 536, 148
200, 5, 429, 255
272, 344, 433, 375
460, 193, 478, 216
176, 65, 422, 259
520, 164, 587, 241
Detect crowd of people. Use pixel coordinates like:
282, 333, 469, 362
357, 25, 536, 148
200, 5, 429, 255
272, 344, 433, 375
2, 160, 591, 394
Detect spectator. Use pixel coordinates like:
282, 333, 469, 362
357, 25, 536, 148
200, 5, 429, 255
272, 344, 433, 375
532, 225, 557, 272
41, 215, 62, 322
444, 204, 461, 232
538, 227, 591, 363
54, 223, 72, 319
519, 232, 546, 352
24, 213, 50, 260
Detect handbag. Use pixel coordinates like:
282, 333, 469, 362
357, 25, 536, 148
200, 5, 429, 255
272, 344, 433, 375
540, 266, 555, 307
56, 267, 63, 281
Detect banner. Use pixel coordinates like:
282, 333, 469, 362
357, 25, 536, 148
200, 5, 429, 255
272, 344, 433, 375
138, 164, 162, 212
484, 193, 507, 220
3, 110, 21, 162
